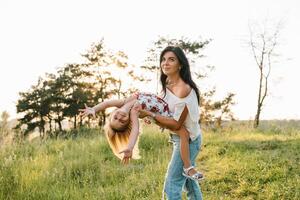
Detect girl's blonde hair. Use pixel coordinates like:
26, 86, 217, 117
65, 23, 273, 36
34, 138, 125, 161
103, 113, 141, 160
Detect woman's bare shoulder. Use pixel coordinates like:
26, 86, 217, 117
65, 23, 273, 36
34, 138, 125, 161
176, 83, 191, 98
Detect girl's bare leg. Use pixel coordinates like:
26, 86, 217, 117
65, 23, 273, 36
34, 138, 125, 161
173, 127, 199, 176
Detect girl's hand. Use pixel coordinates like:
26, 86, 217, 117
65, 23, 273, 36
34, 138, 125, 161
119, 148, 133, 165
79, 104, 96, 118
132, 102, 142, 112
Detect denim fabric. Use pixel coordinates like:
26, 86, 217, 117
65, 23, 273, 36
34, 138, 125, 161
163, 134, 203, 200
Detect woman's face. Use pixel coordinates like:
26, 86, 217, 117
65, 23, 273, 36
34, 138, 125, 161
110, 109, 130, 130
161, 51, 181, 76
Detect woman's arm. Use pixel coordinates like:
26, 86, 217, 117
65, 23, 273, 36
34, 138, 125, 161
140, 106, 188, 131
154, 85, 190, 130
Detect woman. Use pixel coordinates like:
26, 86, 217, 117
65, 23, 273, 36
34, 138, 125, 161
140, 46, 203, 199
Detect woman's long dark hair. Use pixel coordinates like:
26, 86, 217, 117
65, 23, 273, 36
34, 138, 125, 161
160, 46, 200, 104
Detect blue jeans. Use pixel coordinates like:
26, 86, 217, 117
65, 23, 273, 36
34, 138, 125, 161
163, 134, 203, 200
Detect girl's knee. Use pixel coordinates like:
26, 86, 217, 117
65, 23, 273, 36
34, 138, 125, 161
177, 128, 190, 139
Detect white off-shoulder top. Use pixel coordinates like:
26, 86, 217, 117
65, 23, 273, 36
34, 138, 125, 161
163, 88, 201, 141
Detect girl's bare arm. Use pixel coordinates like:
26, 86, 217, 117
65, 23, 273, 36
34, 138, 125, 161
79, 95, 136, 118
120, 104, 140, 164
93, 95, 137, 112
126, 103, 140, 150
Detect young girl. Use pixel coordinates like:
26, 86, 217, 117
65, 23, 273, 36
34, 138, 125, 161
79, 92, 203, 181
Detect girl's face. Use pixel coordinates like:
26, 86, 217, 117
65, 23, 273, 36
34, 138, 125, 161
110, 109, 130, 131
161, 51, 181, 76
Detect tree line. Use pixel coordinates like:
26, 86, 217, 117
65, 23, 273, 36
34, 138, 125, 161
13, 37, 235, 139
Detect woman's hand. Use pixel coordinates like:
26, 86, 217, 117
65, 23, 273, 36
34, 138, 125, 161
138, 109, 152, 117
139, 109, 167, 128
79, 104, 96, 118
119, 148, 133, 165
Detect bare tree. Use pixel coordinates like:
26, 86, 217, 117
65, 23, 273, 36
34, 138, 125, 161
248, 19, 284, 128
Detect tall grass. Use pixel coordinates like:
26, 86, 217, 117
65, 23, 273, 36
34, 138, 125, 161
0, 122, 299, 199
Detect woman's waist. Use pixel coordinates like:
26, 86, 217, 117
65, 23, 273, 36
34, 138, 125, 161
170, 131, 201, 142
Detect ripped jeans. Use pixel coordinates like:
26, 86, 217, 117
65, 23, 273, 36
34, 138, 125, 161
163, 134, 203, 200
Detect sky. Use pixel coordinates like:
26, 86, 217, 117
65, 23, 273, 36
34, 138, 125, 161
0, 0, 299, 120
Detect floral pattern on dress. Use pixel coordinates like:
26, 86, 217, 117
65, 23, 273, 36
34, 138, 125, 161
136, 92, 172, 124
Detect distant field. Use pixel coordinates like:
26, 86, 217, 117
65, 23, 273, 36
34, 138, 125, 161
0, 121, 299, 199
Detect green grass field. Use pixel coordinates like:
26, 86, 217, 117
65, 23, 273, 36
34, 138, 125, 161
0, 122, 299, 200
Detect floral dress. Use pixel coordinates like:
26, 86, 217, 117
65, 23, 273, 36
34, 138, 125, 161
135, 92, 172, 121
